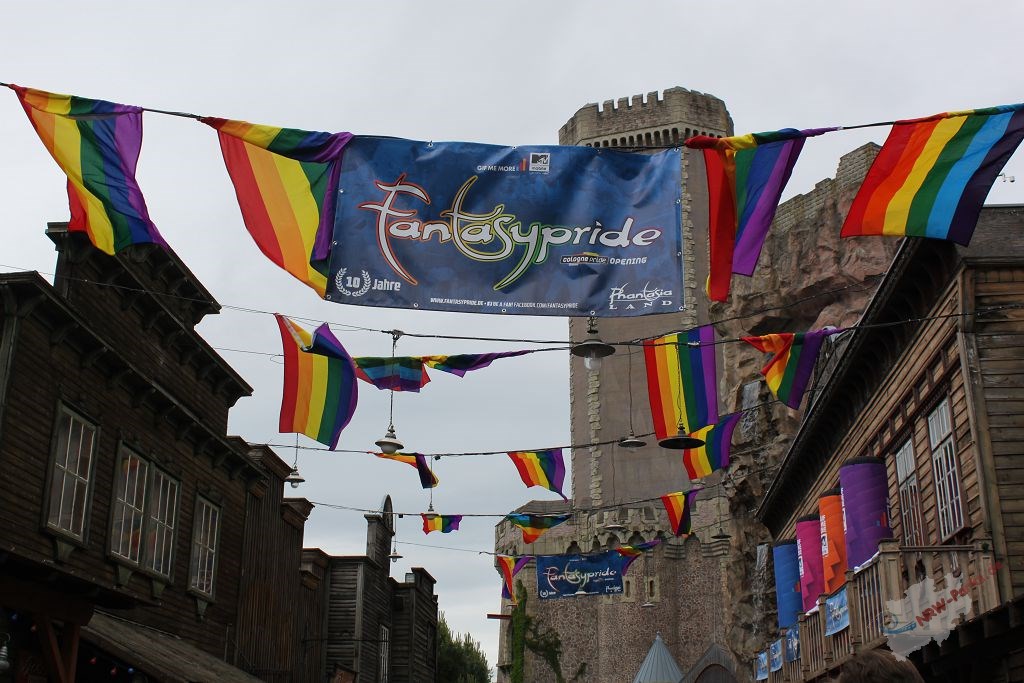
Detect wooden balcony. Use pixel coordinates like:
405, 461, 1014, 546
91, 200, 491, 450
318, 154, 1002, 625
759, 538, 1000, 681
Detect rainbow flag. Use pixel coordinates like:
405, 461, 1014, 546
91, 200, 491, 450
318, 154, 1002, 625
422, 350, 533, 377
11, 85, 165, 255
842, 105, 1024, 245
354, 357, 431, 392
204, 117, 352, 296
506, 513, 571, 544
496, 555, 533, 602
742, 328, 841, 409
374, 452, 439, 488
276, 315, 358, 449
643, 325, 719, 440
421, 514, 462, 534
688, 128, 835, 301
660, 489, 702, 536
507, 449, 567, 500
682, 413, 741, 479
615, 539, 662, 574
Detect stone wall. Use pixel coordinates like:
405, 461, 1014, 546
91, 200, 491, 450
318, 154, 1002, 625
710, 143, 900, 664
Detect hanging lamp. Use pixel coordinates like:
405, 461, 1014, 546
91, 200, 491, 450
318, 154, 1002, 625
658, 422, 705, 450
375, 331, 406, 455
286, 434, 305, 488
571, 316, 615, 371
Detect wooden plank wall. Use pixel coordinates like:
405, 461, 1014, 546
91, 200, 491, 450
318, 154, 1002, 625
326, 559, 362, 675
972, 266, 1024, 597
0, 292, 249, 660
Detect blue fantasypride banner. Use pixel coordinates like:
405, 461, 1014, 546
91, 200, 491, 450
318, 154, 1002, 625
824, 586, 850, 636
535, 551, 632, 599
326, 137, 684, 317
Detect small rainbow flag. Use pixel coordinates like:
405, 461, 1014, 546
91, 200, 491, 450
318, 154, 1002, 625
354, 357, 431, 392
506, 513, 571, 544
660, 489, 702, 536
507, 449, 567, 500
615, 539, 662, 574
422, 514, 462, 534
496, 555, 533, 602
276, 315, 358, 449
422, 350, 533, 377
682, 414, 741, 480
841, 105, 1024, 245
11, 84, 165, 255
687, 128, 835, 301
374, 452, 439, 489
742, 328, 841, 409
204, 117, 352, 296
643, 326, 719, 440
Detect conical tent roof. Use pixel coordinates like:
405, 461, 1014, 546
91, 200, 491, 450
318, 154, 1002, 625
633, 633, 684, 683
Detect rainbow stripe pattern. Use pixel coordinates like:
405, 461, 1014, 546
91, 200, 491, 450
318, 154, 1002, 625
643, 325, 719, 440
354, 357, 431, 392
688, 128, 835, 301
422, 350, 533, 377
742, 328, 841, 409
842, 105, 1024, 245
374, 452, 439, 489
615, 539, 662, 574
421, 514, 462, 534
276, 315, 358, 449
497, 555, 533, 602
507, 449, 567, 500
682, 413, 741, 479
660, 489, 702, 536
204, 117, 352, 296
11, 85, 165, 255
506, 513, 571, 544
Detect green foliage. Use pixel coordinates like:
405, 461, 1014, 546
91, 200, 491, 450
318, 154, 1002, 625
437, 611, 492, 683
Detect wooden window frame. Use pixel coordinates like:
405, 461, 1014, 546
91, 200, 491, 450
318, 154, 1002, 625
927, 396, 966, 542
109, 446, 150, 565
188, 496, 221, 600
42, 403, 100, 546
378, 624, 390, 683
145, 468, 180, 580
894, 439, 926, 546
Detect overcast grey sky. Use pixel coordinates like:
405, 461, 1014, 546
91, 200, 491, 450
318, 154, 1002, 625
3, 0, 1023, 671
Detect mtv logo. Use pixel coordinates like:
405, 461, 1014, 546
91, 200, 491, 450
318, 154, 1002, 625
529, 152, 550, 173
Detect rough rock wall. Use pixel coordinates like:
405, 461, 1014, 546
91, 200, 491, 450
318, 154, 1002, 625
711, 143, 900, 664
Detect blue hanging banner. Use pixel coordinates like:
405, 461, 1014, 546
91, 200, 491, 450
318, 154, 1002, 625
784, 626, 801, 662
535, 551, 632, 599
769, 639, 783, 672
326, 137, 684, 317
755, 651, 769, 680
824, 586, 850, 636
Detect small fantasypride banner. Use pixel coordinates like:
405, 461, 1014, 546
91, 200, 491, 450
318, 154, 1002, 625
324, 138, 684, 317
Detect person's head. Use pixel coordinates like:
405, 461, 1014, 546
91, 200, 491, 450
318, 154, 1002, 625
835, 649, 924, 682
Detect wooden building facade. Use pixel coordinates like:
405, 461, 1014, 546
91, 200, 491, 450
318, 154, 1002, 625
753, 206, 1024, 682
0, 224, 439, 682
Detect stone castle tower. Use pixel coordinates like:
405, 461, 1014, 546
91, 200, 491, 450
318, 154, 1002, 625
494, 87, 897, 683
494, 88, 743, 683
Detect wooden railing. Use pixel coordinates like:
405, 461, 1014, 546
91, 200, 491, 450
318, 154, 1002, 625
755, 537, 1000, 681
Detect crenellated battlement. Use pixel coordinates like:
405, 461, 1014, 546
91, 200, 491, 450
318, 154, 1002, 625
558, 86, 733, 147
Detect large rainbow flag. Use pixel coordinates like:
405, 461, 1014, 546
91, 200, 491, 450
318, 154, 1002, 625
507, 449, 567, 500
506, 513, 571, 544
497, 555, 533, 602
205, 117, 352, 296
374, 452, 439, 489
660, 489, 702, 536
742, 328, 842, 409
643, 325, 719, 440
682, 414, 741, 480
421, 514, 462, 534
841, 104, 1024, 245
11, 85, 165, 255
687, 128, 835, 301
276, 315, 358, 449
354, 357, 431, 392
